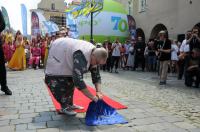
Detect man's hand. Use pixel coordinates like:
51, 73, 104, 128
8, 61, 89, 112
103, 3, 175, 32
92, 96, 99, 102
187, 65, 199, 71
96, 91, 103, 100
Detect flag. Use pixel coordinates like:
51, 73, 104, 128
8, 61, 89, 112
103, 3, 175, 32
43, 21, 59, 33
31, 11, 40, 36
1, 6, 11, 30
21, 4, 28, 36
66, 12, 79, 39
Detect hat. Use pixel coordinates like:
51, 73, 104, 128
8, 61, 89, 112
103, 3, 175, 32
159, 30, 166, 34
59, 30, 66, 34
60, 27, 66, 30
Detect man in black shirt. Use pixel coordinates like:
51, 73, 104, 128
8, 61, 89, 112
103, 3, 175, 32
134, 36, 146, 71
187, 27, 200, 54
0, 10, 12, 95
156, 31, 171, 85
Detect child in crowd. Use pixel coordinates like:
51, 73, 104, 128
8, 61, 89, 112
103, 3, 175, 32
29, 44, 41, 69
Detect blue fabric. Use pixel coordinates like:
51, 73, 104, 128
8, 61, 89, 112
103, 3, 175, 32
85, 100, 128, 126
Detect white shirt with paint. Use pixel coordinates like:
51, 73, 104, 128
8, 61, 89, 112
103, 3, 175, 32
180, 39, 190, 52
171, 44, 179, 61
112, 43, 121, 57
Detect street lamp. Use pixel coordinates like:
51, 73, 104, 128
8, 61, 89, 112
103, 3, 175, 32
128, 0, 133, 15
90, 2, 94, 43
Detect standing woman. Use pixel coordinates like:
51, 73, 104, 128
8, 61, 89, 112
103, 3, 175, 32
110, 38, 121, 73
126, 40, 136, 70
3, 34, 15, 62
44, 36, 50, 67
171, 40, 179, 73
8, 34, 26, 70
0, 10, 12, 95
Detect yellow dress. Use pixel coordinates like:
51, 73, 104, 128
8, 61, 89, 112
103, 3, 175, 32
44, 46, 49, 67
8, 43, 26, 70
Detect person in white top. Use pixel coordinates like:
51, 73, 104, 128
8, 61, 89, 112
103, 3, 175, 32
45, 37, 108, 116
126, 40, 135, 70
124, 40, 131, 67
171, 40, 179, 61
178, 31, 192, 79
171, 40, 179, 73
110, 38, 122, 73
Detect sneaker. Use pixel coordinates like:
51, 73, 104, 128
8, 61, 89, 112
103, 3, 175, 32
59, 108, 77, 116
115, 70, 119, 73
1, 86, 12, 95
71, 104, 84, 110
110, 69, 113, 73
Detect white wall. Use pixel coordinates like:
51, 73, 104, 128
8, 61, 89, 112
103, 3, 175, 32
38, 0, 65, 11
131, 0, 200, 40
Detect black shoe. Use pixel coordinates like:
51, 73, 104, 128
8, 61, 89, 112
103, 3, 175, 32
115, 70, 119, 73
159, 81, 166, 85
1, 86, 12, 95
178, 77, 182, 80
195, 84, 199, 88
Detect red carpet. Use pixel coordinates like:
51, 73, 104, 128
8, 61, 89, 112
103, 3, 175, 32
46, 85, 127, 113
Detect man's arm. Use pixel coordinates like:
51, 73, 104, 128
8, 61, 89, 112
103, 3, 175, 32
186, 36, 193, 44
0, 11, 5, 33
90, 66, 103, 99
72, 50, 98, 102
187, 65, 199, 71
159, 49, 171, 53
196, 35, 200, 42
90, 66, 102, 93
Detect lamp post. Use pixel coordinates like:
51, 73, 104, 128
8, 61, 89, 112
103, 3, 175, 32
90, 2, 94, 43
128, 0, 133, 15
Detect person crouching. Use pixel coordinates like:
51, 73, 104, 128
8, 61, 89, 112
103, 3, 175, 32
45, 37, 108, 116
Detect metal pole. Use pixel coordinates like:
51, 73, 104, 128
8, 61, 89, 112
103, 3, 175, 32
90, 3, 93, 43
128, 0, 133, 15
128, 0, 131, 15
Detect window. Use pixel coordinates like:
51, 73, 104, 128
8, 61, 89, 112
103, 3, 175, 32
51, 3, 55, 10
50, 16, 66, 28
138, 0, 146, 12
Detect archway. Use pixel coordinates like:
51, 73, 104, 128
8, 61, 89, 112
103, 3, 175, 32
194, 23, 200, 29
150, 24, 168, 39
136, 28, 145, 41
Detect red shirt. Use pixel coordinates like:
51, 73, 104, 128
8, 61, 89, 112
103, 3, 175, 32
31, 47, 41, 57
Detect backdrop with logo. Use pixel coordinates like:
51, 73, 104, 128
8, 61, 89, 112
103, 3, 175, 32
66, 0, 136, 42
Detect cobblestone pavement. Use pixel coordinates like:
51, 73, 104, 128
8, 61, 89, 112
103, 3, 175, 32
0, 69, 200, 132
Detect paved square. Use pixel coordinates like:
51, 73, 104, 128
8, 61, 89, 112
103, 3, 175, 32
0, 69, 199, 132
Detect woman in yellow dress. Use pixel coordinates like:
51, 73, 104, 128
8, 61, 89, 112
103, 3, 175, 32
8, 34, 26, 70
